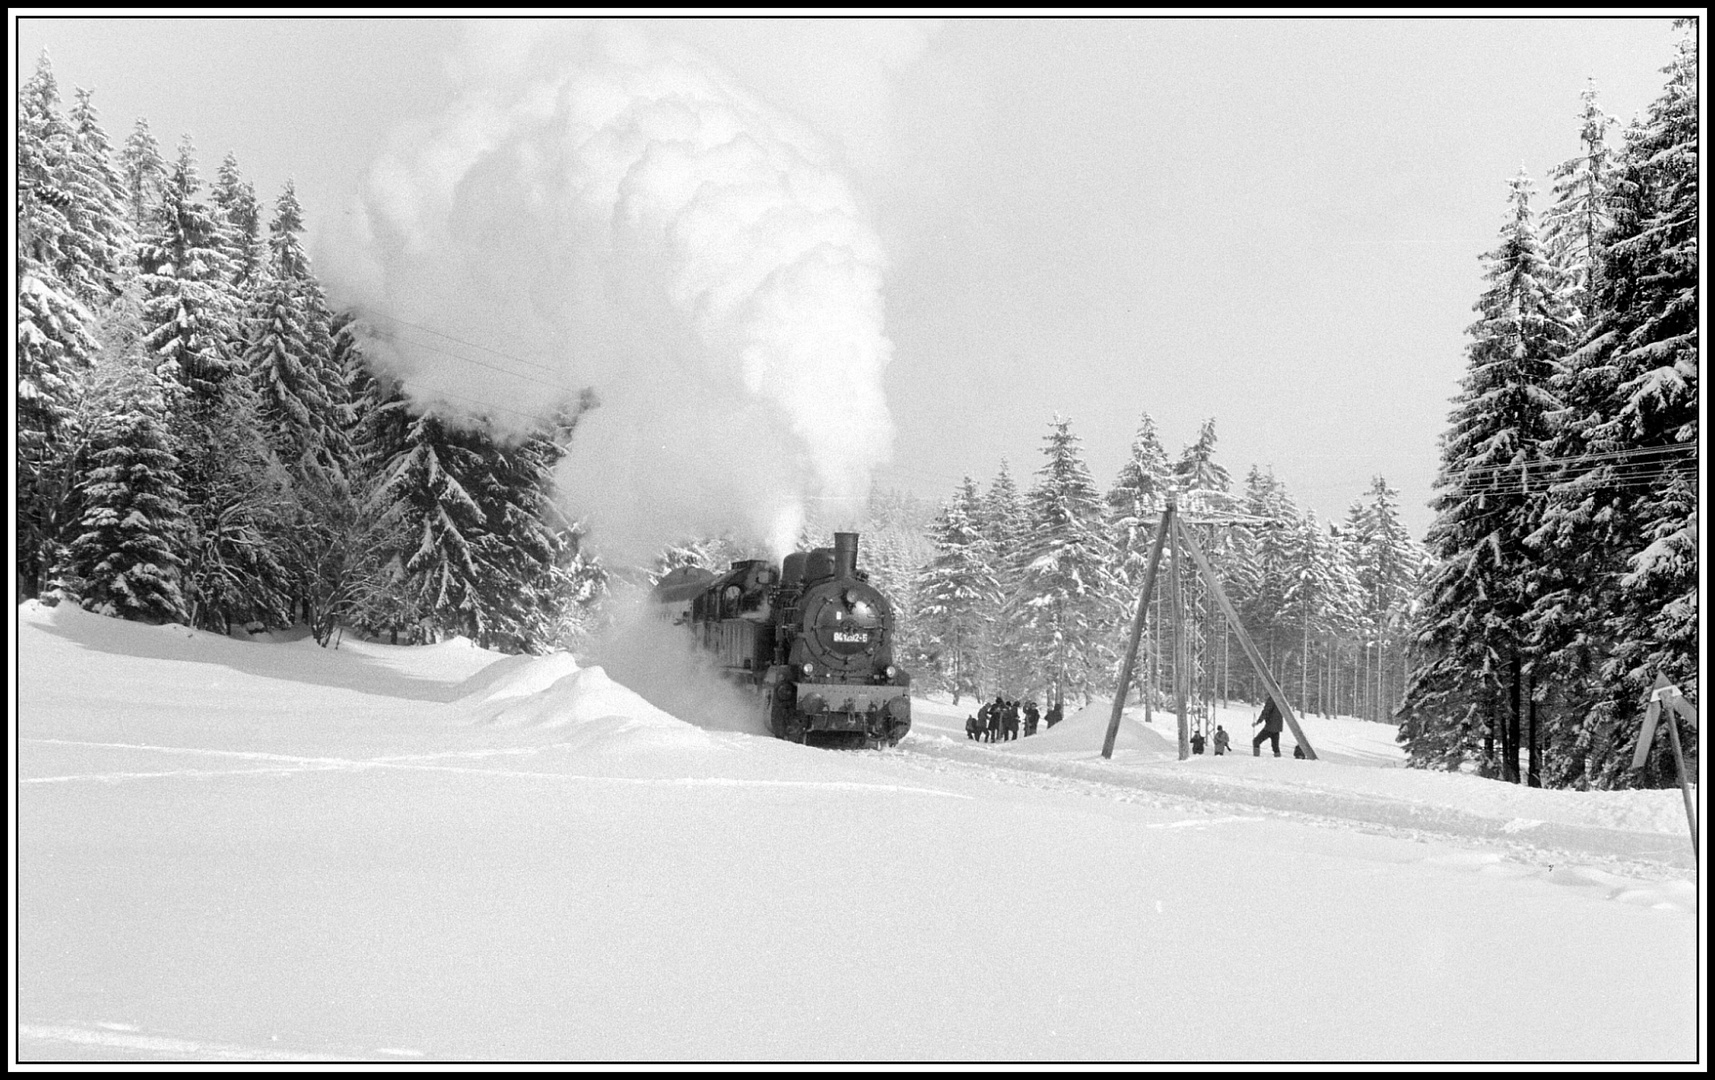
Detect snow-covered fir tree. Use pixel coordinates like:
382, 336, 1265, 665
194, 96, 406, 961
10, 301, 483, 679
19, 56, 128, 306
1350, 476, 1423, 723
244, 185, 334, 469
172, 376, 297, 634
1279, 511, 1361, 716
465, 418, 577, 652
137, 136, 240, 397
16, 266, 98, 599
1015, 416, 1118, 707
267, 181, 349, 466
376, 409, 490, 642
1105, 412, 1173, 589
118, 117, 167, 234
1230, 466, 1296, 697
17, 57, 104, 598
1542, 80, 1616, 322
57, 351, 189, 624
979, 460, 1030, 697
244, 272, 326, 465
1174, 417, 1237, 516
343, 364, 419, 641
62, 86, 133, 305
916, 477, 1000, 703
211, 152, 266, 292
1527, 22, 1698, 790
1400, 169, 1576, 782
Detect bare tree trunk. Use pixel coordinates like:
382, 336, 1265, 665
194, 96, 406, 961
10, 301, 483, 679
1325, 643, 1333, 717
1505, 654, 1523, 783
1526, 664, 1541, 787
1376, 640, 1385, 723
1301, 613, 1309, 713
1482, 702, 1496, 778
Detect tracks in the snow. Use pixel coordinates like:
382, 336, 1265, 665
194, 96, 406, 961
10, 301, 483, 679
884, 735, 1697, 879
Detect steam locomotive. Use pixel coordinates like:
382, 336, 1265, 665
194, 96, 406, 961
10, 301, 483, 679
652, 532, 911, 748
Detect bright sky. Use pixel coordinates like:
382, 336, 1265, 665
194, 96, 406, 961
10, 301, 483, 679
14, 15, 1689, 537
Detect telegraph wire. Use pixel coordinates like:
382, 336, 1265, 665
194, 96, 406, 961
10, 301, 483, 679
359, 308, 565, 378
354, 321, 586, 399
388, 380, 562, 426
1450, 443, 1696, 481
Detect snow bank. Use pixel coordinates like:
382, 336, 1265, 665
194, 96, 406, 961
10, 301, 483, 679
463, 656, 715, 754
456, 651, 585, 705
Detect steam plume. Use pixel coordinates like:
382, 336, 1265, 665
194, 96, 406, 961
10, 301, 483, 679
331, 24, 897, 564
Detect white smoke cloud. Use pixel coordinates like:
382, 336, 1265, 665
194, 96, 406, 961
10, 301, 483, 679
329, 22, 903, 566
582, 591, 769, 737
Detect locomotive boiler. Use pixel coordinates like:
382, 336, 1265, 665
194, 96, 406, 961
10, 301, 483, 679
652, 532, 912, 748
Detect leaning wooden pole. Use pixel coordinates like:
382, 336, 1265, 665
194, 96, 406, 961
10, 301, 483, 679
1639, 674, 1699, 858
1662, 698, 1698, 859
1174, 516, 1317, 761
1102, 501, 1173, 759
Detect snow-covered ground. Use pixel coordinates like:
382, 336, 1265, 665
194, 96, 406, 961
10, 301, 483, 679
15, 602, 1702, 1062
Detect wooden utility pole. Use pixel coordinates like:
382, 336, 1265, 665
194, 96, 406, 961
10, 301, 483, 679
1103, 498, 1172, 759
1102, 500, 1318, 762
1174, 516, 1317, 760
1169, 498, 1189, 760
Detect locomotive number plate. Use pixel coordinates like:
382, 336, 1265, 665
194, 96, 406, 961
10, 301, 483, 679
832, 630, 871, 644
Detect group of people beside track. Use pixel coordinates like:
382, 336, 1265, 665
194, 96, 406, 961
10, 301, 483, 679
1187, 699, 1305, 758
965, 696, 1063, 742
962, 692, 1308, 758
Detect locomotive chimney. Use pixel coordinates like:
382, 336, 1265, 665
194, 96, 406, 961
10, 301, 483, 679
833, 532, 859, 579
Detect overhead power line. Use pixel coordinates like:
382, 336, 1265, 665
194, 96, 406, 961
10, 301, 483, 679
356, 320, 585, 398
360, 307, 565, 377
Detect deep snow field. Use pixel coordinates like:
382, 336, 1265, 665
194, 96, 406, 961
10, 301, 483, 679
14, 601, 1703, 1063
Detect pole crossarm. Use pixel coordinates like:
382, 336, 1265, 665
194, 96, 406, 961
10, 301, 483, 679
1173, 516, 1318, 761
1103, 503, 1173, 759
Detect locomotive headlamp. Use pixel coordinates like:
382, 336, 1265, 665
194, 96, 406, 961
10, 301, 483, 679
844, 588, 858, 605
802, 662, 815, 676
885, 665, 897, 678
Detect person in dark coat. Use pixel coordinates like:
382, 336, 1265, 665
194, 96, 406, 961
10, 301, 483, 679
1004, 699, 1020, 741
1022, 700, 1040, 737
1190, 730, 1206, 755
1045, 702, 1063, 729
987, 695, 1005, 743
1253, 698, 1284, 756
1212, 725, 1230, 755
